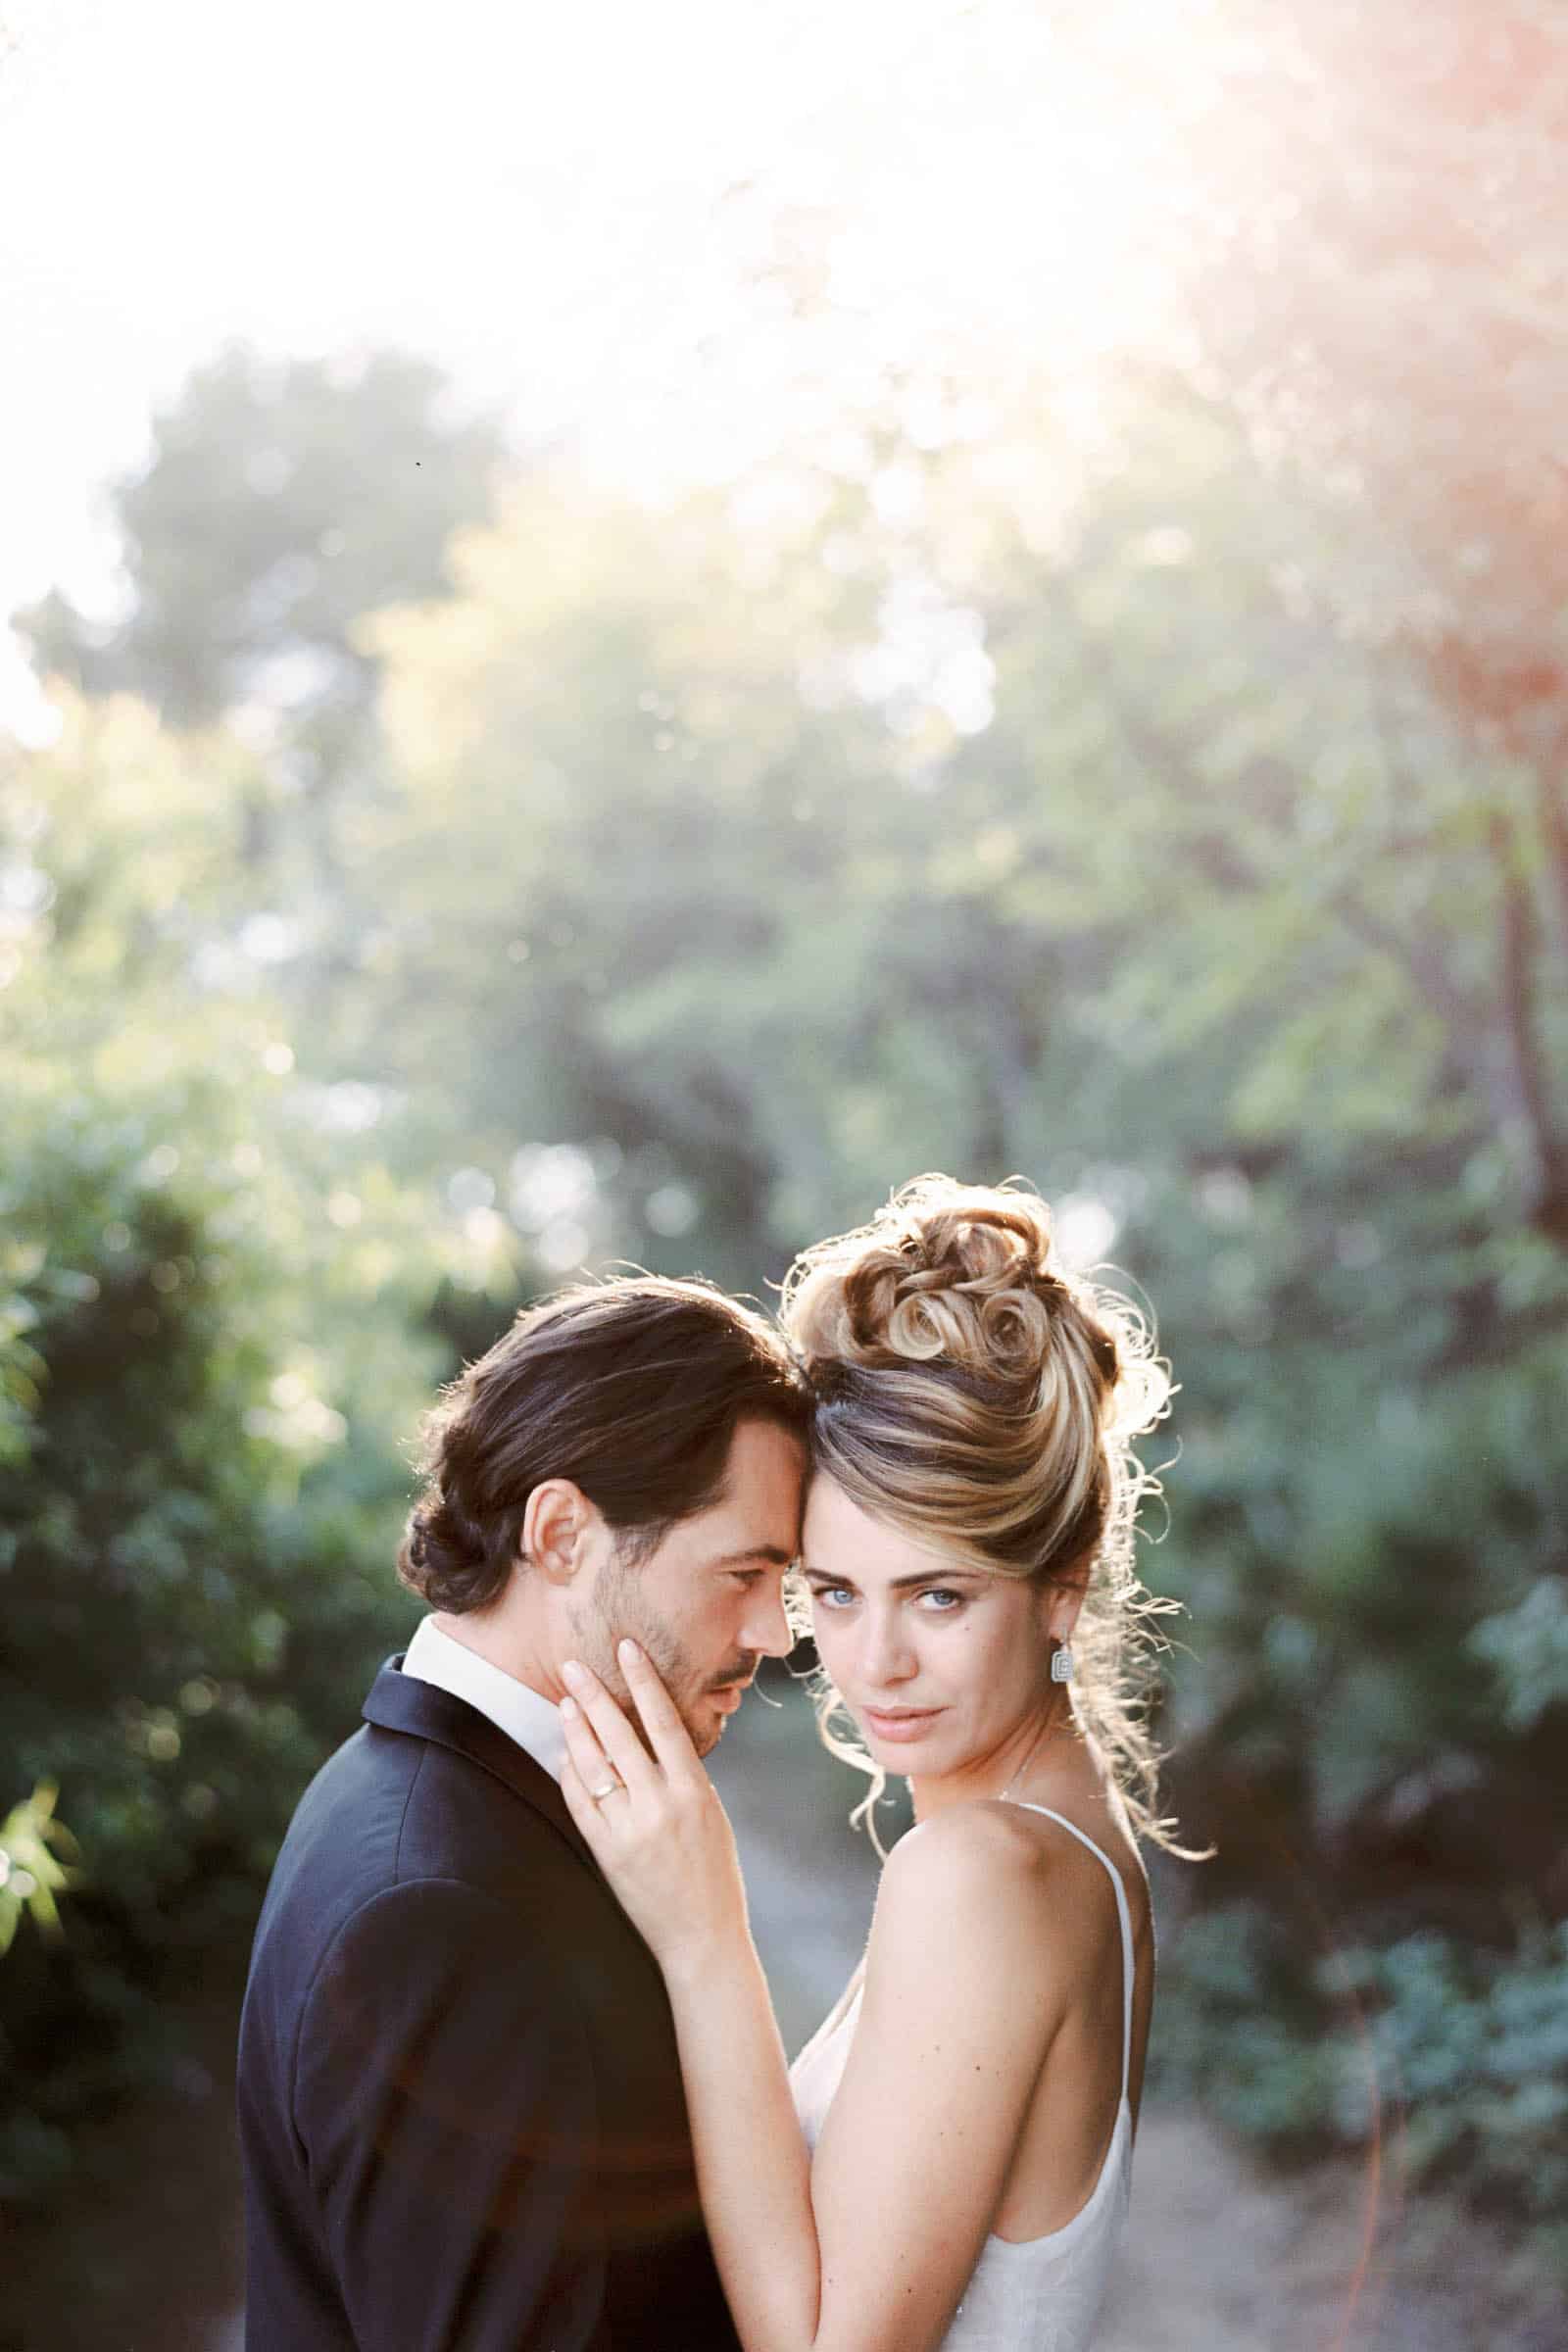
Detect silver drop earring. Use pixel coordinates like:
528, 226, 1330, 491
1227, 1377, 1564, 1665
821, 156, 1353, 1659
1051, 1642, 1075, 1685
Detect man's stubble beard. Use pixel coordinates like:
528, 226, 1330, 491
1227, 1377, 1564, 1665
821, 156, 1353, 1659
568, 1547, 731, 1759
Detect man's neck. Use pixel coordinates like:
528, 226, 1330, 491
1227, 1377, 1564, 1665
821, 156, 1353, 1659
430, 1608, 563, 1704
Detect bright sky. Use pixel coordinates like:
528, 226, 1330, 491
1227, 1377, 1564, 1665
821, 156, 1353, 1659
0, 0, 1216, 733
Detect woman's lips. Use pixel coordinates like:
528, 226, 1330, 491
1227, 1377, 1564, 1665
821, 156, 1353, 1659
859, 1705, 945, 1744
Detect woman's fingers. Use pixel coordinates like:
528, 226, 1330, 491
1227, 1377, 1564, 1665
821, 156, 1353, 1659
558, 1753, 607, 1843
558, 1656, 746, 1975
559, 1691, 619, 1806
617, 1639, 701, 1777
561, 1657, 656, 1788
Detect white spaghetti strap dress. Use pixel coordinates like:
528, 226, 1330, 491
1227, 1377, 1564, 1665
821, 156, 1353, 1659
788, 1805, 1137, 2352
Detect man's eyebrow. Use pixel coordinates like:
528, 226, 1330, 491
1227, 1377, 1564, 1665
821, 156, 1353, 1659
711, 1545, 797, 1569
800, 1564, 985, 1591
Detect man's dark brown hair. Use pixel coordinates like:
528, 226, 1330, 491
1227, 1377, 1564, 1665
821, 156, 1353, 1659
398, 1276, 808, 1612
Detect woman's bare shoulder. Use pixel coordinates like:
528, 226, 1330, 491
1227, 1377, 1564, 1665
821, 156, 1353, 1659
876, 1796, 1143, 1949
873, 1801, 1062, 1937
854, 1805, 1076, 2060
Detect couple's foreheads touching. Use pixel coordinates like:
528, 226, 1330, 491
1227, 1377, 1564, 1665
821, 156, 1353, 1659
394, 1173, 1172, 1823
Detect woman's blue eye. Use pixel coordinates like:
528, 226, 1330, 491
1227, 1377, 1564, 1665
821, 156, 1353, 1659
813, 1586, 856, 1609
920, 1589, 965, 1612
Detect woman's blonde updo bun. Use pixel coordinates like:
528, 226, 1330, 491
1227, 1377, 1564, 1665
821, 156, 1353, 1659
782, 1175, 1179, 1846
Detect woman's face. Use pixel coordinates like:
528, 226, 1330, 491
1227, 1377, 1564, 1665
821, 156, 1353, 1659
801, 1473, 1064, 1787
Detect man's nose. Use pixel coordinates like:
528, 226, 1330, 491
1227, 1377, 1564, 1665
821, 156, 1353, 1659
741, 1582, 795, 1661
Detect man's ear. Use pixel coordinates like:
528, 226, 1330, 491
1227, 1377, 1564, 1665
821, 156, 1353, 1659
520, 1479, 596, 1586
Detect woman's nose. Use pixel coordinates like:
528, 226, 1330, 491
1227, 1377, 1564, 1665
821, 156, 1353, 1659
858, 1608, 916, 1686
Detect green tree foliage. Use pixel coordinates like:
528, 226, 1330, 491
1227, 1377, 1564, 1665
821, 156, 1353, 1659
12, 345, 508, 971
16, 345, 505, 731
1175, 0, 1568, 1235
0, 689, 508, 2200
1337, 1926, 1568, 2224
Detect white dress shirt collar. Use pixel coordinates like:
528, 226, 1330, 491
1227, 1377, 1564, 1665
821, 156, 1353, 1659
400, 1614, 566, 1786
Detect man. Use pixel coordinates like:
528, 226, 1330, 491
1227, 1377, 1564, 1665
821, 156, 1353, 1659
238, 1277, 808, 2351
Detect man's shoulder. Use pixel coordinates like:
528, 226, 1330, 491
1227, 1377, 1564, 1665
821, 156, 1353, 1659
390, 1730, 584, 1892
252, 1718, 581, 1984
304, 1874, 547, 2004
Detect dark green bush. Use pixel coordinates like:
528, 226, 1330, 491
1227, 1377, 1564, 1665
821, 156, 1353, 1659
1330, 1927, 1568, 2227
0, 1077, 453, 2202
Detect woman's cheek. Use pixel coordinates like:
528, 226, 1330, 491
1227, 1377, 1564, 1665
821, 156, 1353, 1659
810, 1609, 851, 1682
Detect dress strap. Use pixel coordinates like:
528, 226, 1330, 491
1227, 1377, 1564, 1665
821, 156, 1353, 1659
1008, 1804, 1135, 2103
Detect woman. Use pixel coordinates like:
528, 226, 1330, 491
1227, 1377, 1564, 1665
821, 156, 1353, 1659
558, 1176, 1179, 2352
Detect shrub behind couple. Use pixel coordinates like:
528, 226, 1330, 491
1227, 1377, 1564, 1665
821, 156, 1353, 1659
239, 1175, 1175, 2352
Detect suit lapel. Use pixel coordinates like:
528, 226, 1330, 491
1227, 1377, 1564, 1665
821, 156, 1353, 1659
362, 1656, 592, 1868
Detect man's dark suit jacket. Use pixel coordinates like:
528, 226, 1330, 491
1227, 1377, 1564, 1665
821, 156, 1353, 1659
237, 1658, 742, 2352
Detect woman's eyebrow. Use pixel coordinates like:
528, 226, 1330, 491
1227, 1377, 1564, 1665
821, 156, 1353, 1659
800, 1565, 982, 1591
885, 1569, 984, 1592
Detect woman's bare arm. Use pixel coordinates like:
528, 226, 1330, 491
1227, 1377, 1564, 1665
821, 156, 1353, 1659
559, 1646, 1066, 2352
